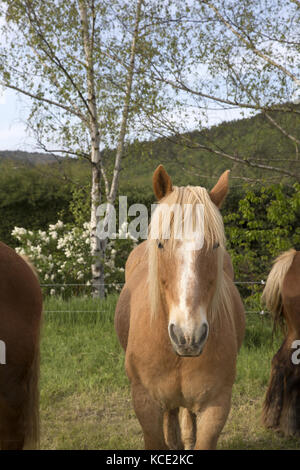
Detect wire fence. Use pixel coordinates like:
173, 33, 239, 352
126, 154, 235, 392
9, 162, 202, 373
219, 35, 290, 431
40, 281, 266, 286
41, 280, 268, 316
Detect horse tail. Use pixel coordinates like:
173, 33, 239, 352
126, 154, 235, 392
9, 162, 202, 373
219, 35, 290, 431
261, 248, 297, 331
23, 328, 41, 449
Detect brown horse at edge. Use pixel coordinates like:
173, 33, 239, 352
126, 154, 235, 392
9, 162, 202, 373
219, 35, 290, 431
0, 242, 42, 449
115, 165, 245, 450
262, 249, 300, 437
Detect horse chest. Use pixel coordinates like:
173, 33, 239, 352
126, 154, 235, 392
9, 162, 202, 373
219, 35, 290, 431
151, 367, 213, 411
126, 350, 212, 410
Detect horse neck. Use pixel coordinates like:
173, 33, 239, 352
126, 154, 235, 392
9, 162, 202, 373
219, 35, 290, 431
283, 305, 300, 337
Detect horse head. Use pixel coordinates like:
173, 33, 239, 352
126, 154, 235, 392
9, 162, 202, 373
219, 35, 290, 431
148, 165, 230, 357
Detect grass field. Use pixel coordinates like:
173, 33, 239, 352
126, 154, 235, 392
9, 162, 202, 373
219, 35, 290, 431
39, 295, 300, 450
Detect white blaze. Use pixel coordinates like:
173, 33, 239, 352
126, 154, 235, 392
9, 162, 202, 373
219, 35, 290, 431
169, 241, 207, 332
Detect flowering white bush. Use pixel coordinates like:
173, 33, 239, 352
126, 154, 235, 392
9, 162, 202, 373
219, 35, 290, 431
12, 220, 137, 296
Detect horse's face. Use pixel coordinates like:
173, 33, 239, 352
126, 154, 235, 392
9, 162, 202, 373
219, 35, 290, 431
157, 239, 219, 356
151, 164, 229, 357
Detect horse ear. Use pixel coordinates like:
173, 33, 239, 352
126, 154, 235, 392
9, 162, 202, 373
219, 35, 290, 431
153, 165, 173, 200
209, 170, 230, 208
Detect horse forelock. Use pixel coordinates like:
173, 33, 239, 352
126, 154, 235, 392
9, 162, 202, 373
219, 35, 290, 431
148, 186, 225, 250
147, 185, 233, 327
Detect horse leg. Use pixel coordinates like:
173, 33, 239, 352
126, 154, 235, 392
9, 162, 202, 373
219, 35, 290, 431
179, 408, 196, 450
193, 392, 232, 450
0, 396, 24, 450
131, 381, 168, 450
163, 408, 184, 450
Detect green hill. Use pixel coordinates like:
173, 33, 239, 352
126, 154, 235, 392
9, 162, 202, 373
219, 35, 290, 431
0, 150, 63, 165
1, 105, 299, 200
117, 107, 300, 196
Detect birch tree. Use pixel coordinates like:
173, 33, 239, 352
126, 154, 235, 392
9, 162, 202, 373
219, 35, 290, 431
0, 0, 153, 297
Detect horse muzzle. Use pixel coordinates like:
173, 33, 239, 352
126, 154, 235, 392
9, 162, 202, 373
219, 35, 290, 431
168, 322, 209, 357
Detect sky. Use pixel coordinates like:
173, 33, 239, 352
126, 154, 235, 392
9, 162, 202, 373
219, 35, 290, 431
0, 88, 37, 151
0, 86, 252, 152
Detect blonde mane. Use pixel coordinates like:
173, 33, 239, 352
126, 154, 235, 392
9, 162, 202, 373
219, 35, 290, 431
262, 248, 296, 326
147, 185, 233, 328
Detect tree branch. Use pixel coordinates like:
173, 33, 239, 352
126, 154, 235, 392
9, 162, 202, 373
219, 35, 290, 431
24, 0, 92, 118
149, 63, 300, 115
108, 0, 143, 204
203, 1, 299, 83
0, 80, 84, 119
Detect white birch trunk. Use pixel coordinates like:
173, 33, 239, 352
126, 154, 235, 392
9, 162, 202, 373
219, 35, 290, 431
80, 0, 142, 298
79, 0, 105, 298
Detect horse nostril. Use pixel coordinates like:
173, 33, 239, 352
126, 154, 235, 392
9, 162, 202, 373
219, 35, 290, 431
169, 322, 208, 353
169, 323, 178, 345
169, 323, 186, 346
180, 335, 186, 345
192, 323, 208, 347
199, 323, 208, 344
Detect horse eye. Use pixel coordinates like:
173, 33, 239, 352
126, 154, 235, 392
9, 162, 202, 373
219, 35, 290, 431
157, 241, 164, 249
213, 242, 220, 250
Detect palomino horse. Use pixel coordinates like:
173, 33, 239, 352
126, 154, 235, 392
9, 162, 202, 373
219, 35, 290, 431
0, 242, 42, 449
262, 249, 300, 436
115, 165, 245, 450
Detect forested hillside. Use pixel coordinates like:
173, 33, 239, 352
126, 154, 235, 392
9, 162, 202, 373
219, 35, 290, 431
1, 105, 300, 195
0, 150, 63, 165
